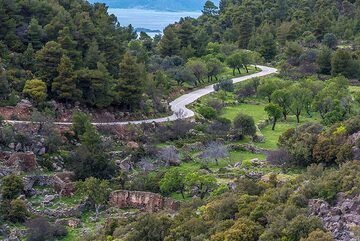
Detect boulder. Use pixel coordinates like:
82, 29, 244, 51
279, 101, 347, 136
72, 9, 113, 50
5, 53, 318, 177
42, 195, 58, 206
53, 172, 76, 196
168, 159, 181, 166
54, 171, 75, 183
126, 141, 140, 150
115, 156, 133, 172
60, 182, 76, 197
5, 152, 37, 172
109, 190, 179, 212
234, 162, 242, 168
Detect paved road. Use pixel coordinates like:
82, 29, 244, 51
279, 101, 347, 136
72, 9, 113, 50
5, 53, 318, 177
4, 65, 277, 126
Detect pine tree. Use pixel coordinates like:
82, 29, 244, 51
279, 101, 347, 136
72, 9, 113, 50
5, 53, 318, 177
0, 61, 10, 101
84, 39, 105, 69
235, 11, 254, 49
27, 18, 43, 50
57, 27, 81, 67
52, 55, 81, 103
22, 43, 35, 71
159, 27, 181, 57
35, 41, 63, 87
116, 52, 143, 110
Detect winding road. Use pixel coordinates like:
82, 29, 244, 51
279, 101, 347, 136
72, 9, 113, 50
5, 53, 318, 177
4, 65, 277, 126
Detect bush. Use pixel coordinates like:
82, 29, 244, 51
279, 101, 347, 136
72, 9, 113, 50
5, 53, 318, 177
1, 199, 29, 223
26, 217, 68, 241
266, 148, 293, 169
1, 174, 24, 200
71, 110, 91, 138
207, 98, 224, 112
198, 106, 217, 119
233, 113, 256, 137
214, 79, 234, 92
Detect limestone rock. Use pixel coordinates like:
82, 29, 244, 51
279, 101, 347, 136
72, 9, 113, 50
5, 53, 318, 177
5, 152, 37, 172
309, 193, 360, 241
126, 141, 140, 150
109, 190, 179, 212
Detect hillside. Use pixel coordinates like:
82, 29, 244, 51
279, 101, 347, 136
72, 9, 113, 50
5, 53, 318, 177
0, 0, 360, 241
88, 0, 220, 11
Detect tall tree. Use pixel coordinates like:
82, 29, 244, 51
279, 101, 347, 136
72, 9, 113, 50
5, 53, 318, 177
21, 43, 35, 71
203, 1, 219, 16
52, 55, 81, 103
159, 27, 181, 57
186, 58, 207, 85
27, 18, 43, 50
35, 41, 63, 88
116, 52, 143, 110
0, 61, 9, 100
234, 10, 254, 49
84, 39, 105, 70
272, 89, 292, 120
77, 177, 110, 219
288, 85, 312, 123
265, 103, 283, 130
57, 27, 81, 67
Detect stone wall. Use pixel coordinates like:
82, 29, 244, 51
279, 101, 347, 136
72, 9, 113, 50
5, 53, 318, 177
109, 190, 179, 212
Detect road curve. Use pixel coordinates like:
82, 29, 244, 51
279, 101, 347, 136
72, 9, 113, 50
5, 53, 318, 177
4, 65, 277, 126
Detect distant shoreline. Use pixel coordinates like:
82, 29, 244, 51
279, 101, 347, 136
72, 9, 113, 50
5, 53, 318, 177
108, 8, 201, 34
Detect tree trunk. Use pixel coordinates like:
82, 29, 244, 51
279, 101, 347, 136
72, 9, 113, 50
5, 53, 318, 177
272, 118, 277, 130
244, 65, 249, 73
283, 112, 287, 120
233, 68, 236, 76
180, 189, 185, 199
296, 114, 300, 123
237, 67, 241, 74
95, 204, 101, 219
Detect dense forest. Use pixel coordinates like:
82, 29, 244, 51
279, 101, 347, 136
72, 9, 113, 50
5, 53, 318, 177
0, 0, 359, 241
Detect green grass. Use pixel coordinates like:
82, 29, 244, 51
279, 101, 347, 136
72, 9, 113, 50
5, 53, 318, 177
220, 103, 267, 123
257, 114, 322, 149
228, 151, 266, 164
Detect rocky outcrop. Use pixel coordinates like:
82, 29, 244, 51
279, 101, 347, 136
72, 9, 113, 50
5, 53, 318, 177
0, 99, 32, 120
5, 152, 38, 172
109, 190, 179, 212
22, 172, 76, 197
309, 193, 360, 241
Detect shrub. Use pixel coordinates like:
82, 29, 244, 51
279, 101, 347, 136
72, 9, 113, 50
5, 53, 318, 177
214, 79, 234, 92
266, 148, 293, 169
1, 199, 29, 223
300, 229, 334, 241
233, 113, 256, 137
1, 174, 24, 200
26, 217, 67, 241
71, 110, 92, 138
207, 98, 224, 112
198, 106, 217, 119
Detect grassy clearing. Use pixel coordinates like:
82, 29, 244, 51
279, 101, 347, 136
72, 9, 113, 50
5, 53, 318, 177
220, 103, 267, 123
